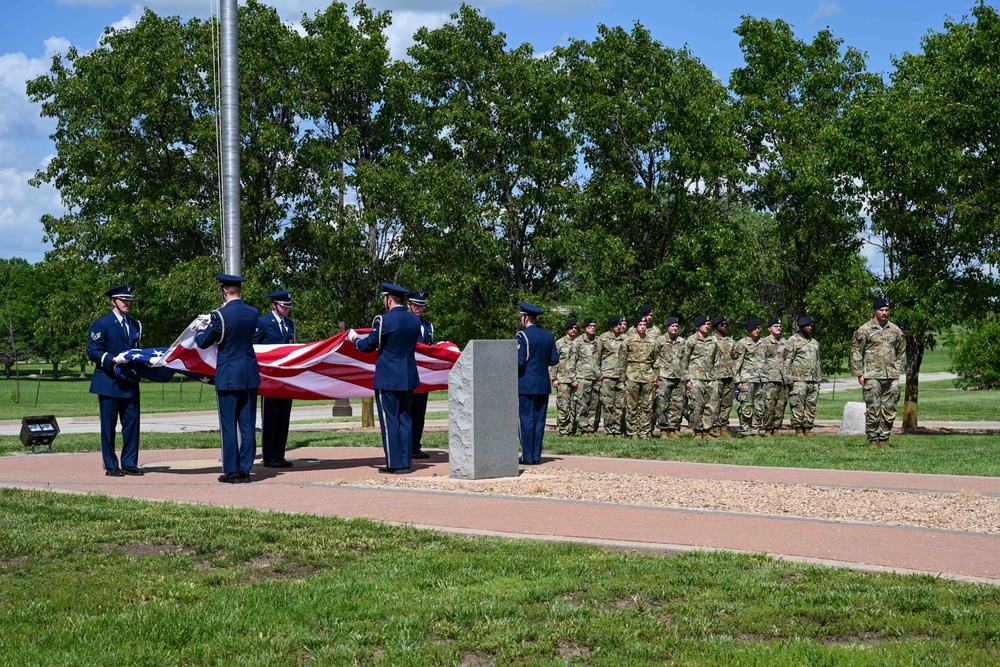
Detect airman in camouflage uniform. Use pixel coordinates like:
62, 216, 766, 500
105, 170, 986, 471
551, 319, 579, 435
732, 318, 765, 437
681, 315, 719, 439
849, 298, 906, 446
784, 316, 822, 436
570, 318, 601, 435
759, 318, 788, 436
655, 317, 686, 437
595, 315, 628, 436
625, 303, 661, 341
620, 318, 660, 439
710, 315, 735, 437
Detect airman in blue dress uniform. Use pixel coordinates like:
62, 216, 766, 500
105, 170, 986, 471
253, 289, 296, 468
349, 283, 421, 474
195, 274, 261, 483
406, 290, 433, 459
87, 285, 144, 477
516, 302, 559, 465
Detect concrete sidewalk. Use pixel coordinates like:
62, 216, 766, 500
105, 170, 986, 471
1, 446, 996, 585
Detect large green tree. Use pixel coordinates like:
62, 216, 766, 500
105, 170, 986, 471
0, 259, 38, 380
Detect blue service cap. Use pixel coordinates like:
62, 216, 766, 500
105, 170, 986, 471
104, 284, 134, 300
693, 315, 710, 327
873, 297, 889, 309
268, 290, 292, 306
519, 301, 544, 316
380, 282, 409, 299
216, 273, 246, 286
406, 290, 428, 306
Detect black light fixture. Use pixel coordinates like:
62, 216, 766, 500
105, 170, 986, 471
20, 416, 60, 452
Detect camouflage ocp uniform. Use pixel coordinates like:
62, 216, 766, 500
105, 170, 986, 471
594, 330, 627, 436
759, 334, 788, 434
849, 318, 906, 444
712, 333, 735, 435
620, 334, 660, 438
681, 333, 719, 435
655, 335, 686, 435
552, 334, 577, 435
731, 336, 766, 437
570, 334, 601, 435
783, 333, 821, 433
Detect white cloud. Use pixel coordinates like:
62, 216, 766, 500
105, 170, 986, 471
0, 161, 61, 262
809, 0, 841, 24
385, 10, 451, 60
109, 4, 145, 32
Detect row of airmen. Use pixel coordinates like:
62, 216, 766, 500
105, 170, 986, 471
551, 305, 822, 439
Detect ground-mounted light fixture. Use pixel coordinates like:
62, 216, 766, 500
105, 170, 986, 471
20, 415, 60, 452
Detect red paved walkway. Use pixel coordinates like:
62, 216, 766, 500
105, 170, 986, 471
1, 447, 997, 585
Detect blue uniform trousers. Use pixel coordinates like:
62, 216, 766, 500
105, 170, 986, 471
261, 396, 293, 461
410, 392, 428, 452
375, 389, 413, 469
98, 394, 140, 470
216, 388, 257, 473
518, 394, 548, 463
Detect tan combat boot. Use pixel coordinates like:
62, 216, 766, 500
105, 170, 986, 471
795, 428, 805, 437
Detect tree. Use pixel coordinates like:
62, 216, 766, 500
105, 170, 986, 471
0, 258, 37, 381
847, 3, 1000, 427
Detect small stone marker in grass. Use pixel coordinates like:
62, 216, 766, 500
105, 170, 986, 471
839, 401, 867, 435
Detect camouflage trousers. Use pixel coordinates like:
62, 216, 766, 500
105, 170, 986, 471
762, 382, 787, 432
625, 380, 655, 438
556, 384, 577, 435
575, 378, 602, 434
600, 377, 626, 436
863, 378, 900, 441
736, 382, 765, 436
685, 379, 714, 433
788, 381, 819, 429
655, 378, 685, 432
713, 377, 735, 429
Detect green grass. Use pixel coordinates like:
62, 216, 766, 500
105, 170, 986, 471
815, 379, 1000, 421
2, 488, 998, 665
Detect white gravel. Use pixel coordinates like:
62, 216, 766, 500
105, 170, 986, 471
349, 467, 1000, 535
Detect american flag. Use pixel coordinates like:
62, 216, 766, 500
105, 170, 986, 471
123, 317, 461, 400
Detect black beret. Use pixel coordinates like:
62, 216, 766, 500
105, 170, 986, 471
608, 315, 623, 328
711, 315, 727, 327
634, 315, 646, 327
565, 319, 578, 331
797, 315, 813, 328
638, 303, 654, 316
744, 318, 761, 331
693, 315, 710, 327
767, 317, 781, 328
582, 318, 596, 327
663, 316, 679, 327
873, 297, 889, 309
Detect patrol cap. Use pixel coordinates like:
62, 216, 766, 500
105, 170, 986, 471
711, 315, 727, 327
216, 273, 246, 287
873, 297, 889, 309
380, 282, 409, 299
664, 316, 679, 327
638, 303, 654, 317
797, 315, 814, 328
565, 318, 578, 331
268, 290, 292, 307
744, 317, 762, 331
105, 284, 134, 300
693, 315, 710, 327
407, 290, 428, 306
519, 301, 544, 316
608, 315, 624, 328
582, 317, 596, 328
767, 317, 781, 328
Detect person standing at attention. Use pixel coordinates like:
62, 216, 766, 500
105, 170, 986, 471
516, 302, 559, 465
254, 290, 296, 468
407, 289, 433, 459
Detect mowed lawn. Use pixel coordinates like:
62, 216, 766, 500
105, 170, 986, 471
2, 488, 998, 666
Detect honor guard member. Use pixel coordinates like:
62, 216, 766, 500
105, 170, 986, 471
349, 283, 421, 473
732, 318, 766, 437
711, 315, 735, 437
655, 317, 686, 437
760, 318, 788, 436
253, 290, 296, 468
681, 315, 719, 439
87, 285, 144, 477
196, 274, 261, 483
407, 290, 433, 459
594, 315, 628, 436
570, 318, 601, 435
551, 319, 579, 435
516, 302, 559, 465
850, 298, 906, 446
784, 316, 822, 436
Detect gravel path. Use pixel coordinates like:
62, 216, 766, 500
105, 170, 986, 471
350, 467, 1000, 535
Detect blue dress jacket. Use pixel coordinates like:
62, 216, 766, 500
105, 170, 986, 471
253, 312, 296, 345
516, 324, 559, 395
195, 299, 261, 391
88, 312, 142, 398
417, 316, 433, 345
354, 306, 421, 391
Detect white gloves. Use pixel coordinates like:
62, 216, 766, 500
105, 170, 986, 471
347, 329, 359, 343
114, 353, 129, 365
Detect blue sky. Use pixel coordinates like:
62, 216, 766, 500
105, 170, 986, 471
0, 0, 982, 263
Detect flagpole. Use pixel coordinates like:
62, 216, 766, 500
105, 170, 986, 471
220, 0, 241, 277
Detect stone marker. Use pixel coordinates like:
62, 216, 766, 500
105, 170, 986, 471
330, 398, 352, 417
449, 340, 519, 479
839, 401, 867, 435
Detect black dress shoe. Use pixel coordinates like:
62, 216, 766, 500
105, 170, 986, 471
412, 451, 431, 459
239, 471, 252, 483
377, 467, 413, 474
105, 468, 125, 477
121, 466, 145, 476
518, 459, 540, 466
218, 472, 242, 484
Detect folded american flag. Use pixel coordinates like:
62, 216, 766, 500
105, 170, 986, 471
124, 317, 461, 400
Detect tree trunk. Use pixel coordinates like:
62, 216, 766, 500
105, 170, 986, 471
902, 333, 925, 430
51, 361, 60, 380
361, 397, 375, 428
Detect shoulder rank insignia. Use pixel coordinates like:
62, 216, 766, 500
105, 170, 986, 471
91, 331, 102, 340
